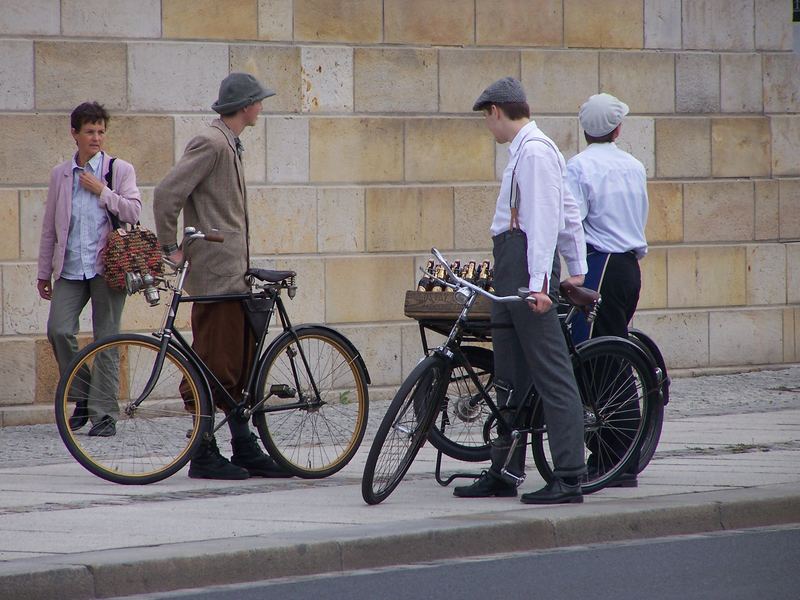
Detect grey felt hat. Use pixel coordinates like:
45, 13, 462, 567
472, 76, 527, 111
212, 72, 275, 114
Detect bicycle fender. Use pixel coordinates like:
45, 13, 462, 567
572, 335, 658, 390
628, 328, 670, 405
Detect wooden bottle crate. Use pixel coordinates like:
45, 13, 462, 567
403, 290, 492, 321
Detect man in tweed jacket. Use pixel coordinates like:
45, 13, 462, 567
154, 73, 290, 480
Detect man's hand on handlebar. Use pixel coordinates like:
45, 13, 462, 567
526, 291, 551, 314
167, 248, 184, 265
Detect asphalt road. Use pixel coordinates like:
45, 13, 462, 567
118, 524, 800, 600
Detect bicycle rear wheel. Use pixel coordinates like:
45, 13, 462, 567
253, 327, 369, 478
55, 334, 213, 484
426, 345, 494, 462
362, 356, 447, 505
530, 337, 657, 494
628, 329, 667, 474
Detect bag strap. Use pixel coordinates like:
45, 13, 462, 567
104, 157, 123, 230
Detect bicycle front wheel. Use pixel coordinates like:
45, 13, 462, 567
362, 356, 448, 505
55, 334, 213, 485
253, 327, 369, 478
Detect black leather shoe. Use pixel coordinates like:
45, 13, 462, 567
231, 434, 293, 478
520, 478, 583, 505
87, 415, 116, 437
68, 400, 89, 431
189, 437, 249, 480
453, 471, 517, 498
607, 471, 638, 488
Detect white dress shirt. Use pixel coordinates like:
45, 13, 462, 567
491, 121, 587, 292
566, 142, 648, 258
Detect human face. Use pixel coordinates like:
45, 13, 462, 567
242, 100, 263, 127
482, 105, 507, 144
71, 121, 106, 164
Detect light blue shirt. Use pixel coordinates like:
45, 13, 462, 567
61, 152, 108, 280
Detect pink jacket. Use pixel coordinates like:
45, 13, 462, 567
37, 153, 142, 281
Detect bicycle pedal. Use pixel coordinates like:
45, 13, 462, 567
269, 384, 296, 399
499, 468, 525, 486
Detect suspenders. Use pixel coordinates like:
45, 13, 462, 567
508, 135, 565, 231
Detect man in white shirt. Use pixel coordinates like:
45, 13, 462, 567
566, 93, 649, 487
454, 77, 588, 505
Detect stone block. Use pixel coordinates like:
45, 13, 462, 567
616, 117, 654, 177
779, 179, 800, 239
266, 117, 309, 183
676, 53, 720, 113
645, 182, 682, 244
764, 54, 800, 113
0, 41, 33, 110
35, 42, 127, 111
667, 246, 746, 308
325, 256, 413, 323
720, 54, 763, 113
3, 264, 50, 335
711, 118, 771, 178
771, 116, 800, 177
62, 0, 161, 37
709, 309, 783, 366
538, 117, 580, 161
644, 0, 681, 49
0, 115, 68, 186
384, 0, 474, 46
599, 52, 675, 113
439, 49, 520, 114
756, 0, 794, 50
788, 244, 800, 304
249, 187, 317, 254
128, 43, 228, 112
294, 0, 382, 43
120, 296, 180, 334
269, 257, 325, 326
354, 48, 438, 113
495, 142, 509, 181
338, 325, 402, 387
301, 46, 354, 113
230, 45, 302, 114
682, 0, 755, 50
564, 0, 643, 49
405, 118, 495, 182
0, 191, 19, 260
163, 0, 258, 40
317, 187, 365, 253
683, 181, 754, 242
655, 118, 711, 179
785, 307, 796, 363
309, 118, 403, 183
35, 337, 64, 404
631, 311, 708, 369
746, 244, 786, 306
258, 0, 293, 41
755, 180, 779, 240
104, 116, 175, 186
454, 185, 499, 250
20, 190, 47, 260
0, 0, 59, 35
366, 187, 454, 252
521, 51, 598, 115
0, 338, 36, 407
638, 247, 666, 309
476, 0, 562, 47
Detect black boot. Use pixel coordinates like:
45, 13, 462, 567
453, 470, 517, 498
231, 434, 293, 478
188, 437, 250, 480
520, 478, 583, 505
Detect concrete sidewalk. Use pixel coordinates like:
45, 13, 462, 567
1, 369, 799, 599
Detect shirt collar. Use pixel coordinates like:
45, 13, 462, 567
71, 151, 103, 173
508, 120, 539, 156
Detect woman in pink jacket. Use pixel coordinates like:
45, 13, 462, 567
37, 102, 141, 437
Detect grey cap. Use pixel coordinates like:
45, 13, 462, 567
212, 72, 275, 114
579, 93, 629, 137
472, 76, 527, 111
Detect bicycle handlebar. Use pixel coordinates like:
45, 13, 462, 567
182, 226, 224, 245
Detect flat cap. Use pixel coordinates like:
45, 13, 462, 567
472, 76, 527, 111
212, 72, 275, 115
579, 93, 629, 137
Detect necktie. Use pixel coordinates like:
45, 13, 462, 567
234, 137, 244, 160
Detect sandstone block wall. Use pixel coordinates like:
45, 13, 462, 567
0, 0, 797, 422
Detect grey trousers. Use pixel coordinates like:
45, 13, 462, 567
47, 276, 126, 423
489, 230, 586, 480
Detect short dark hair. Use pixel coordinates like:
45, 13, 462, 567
584, 130, 616, 144
479, 101, 530, 121
70, 102, 110, 132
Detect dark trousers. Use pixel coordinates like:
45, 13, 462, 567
489, 230, 586, 480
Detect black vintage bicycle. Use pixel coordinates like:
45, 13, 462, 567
55, 227, 370, 485
362, 249, 662, 505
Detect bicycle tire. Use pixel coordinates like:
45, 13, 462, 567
627, 330, 667, 473
530, 337, 657, 494
253, 327, 369, 478
55, 334, 213, 485
362, 356, 447, 505
426, 345, 494, 462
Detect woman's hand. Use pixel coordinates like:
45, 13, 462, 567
37, 279, 52, 301
79, 171, 106, 196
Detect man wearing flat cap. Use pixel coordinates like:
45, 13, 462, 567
154, 72, 291, 480
566, 92, 649, 487
453, 77, 589, 505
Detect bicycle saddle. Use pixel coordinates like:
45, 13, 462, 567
246, 268, 296, 283
559, 281, 600, 308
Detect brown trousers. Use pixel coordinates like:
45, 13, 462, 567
182, 301, 255, 412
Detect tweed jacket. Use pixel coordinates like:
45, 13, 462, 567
154, 119, 250, 296
37, 153, 142, 281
